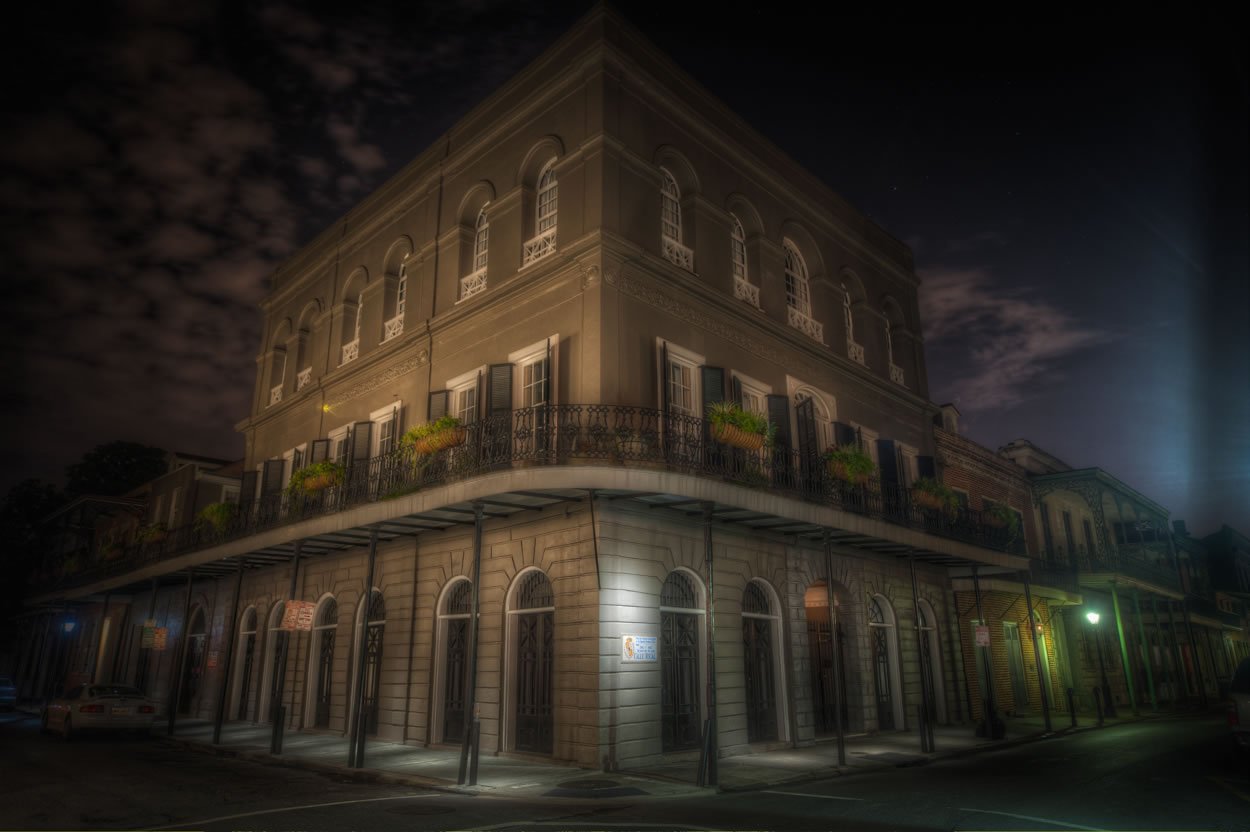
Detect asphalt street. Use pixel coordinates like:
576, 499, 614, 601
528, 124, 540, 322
1, 709, 1246, 831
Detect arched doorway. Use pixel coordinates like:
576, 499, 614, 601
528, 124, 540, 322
438, 580, 472, 745
234, 607, 258, 721
660, 570, 702, 751
259, 601, 285, 723
178, 607, 207, 715
742, 581, 779, 742
804, 581, 848, 734
310, 597, 338, 728
917, 599, 946, 723
359, 591, 385, 736
868, 595, 902, 730
511, 570, 554, 754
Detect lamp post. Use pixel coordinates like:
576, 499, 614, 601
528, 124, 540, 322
1086, 611, 1116, 717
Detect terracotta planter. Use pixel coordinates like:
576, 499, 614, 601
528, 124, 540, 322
711, 422, 766, 451
411, 426, 468, 455
913, 490, 948, 511
828, 460, 869, 485
302, 472, 339, 494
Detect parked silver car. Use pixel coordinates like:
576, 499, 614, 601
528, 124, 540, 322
1231, 657, 1250, 752
42, 683, 157, 738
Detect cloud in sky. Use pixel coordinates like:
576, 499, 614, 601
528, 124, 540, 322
920, 267, 1111, 412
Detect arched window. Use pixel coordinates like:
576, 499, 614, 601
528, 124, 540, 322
661, 168, 682, 243
234, 607, 258, 721
463, 208, 489, 299
310, 597, 338, 728
438, 580, 473, 744
730, 215, 758, 307
784, 241, 810, 315
742, 580, 783, 743
536, 160, 558, 234
509, 570, 555, 754
794, 388, 834, 453
868, 595, 902, 730
843, 284, 864, 365
342, 287, 363, 366
357, 590, 386, 736
660, 570, 702, 751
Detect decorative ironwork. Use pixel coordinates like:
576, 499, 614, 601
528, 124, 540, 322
516, 571, 553, 610
889, 363, 905, 385
522, 227, 557, 267
442, 613, 468, 742
742, 610, 776, 742
363, 592, 385, 735
869, 597, 894, 730
383, 314, 404, 341
742, 581, 771, 616
341, 339, 359, 365
446, 580, 472, 615
847, 340, 865, 365
661, 571, 697, 609
269, 385, 283, 406
787, 306, 824, 342
315, 599, 337, 728
460, 267, 487, 299
296, 367, 312, 391
661, 608, 700, 750
733, 276, 760, 308
515, 606, 553, 753
662, 236, 694, 271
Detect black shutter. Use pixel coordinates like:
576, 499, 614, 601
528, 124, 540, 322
660, 341, 670, 413
767, 394, 791, 449
488, 364, 513, 417
351, 421, 373, 463
487, 363, 514, 463
239, 470, 257, 506
732, 376, 743, 408
475, 371, 484, 423
428, 390, 449, 420
917, 455, 936, 479
261, 460, 284, 496
293, 446, 304, 471
795, 397, 818, 458
545, 338, 554, 405
834, 421, 857, 448
700, 367, 725, 413
877, 440, 899, 485
310, 439, 330, 464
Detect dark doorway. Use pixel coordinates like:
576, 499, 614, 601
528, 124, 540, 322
178, 609, 207, 716
362, 592, 385, 735
805, 583, 848, 734
661, 571, 701, 751
514, 571, 554, 754
442, 581, 471, 744
742, 582, 777, 742
314, 599, 338, 728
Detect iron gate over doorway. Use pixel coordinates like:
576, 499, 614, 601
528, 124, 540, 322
805, 589, 848, 734
315, 599, 337, 728
742, 582, 777, 742
362, 592, 385, 735
661, 571, 701, 751
514, 571, 553, 754
442, 581, 471, 743
869, 597, 895, 730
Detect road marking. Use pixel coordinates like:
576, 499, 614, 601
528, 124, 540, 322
1207, 776, 1250, 804
762, 789, 863, 801
958, 807, 1104, 830
151, 793, 449, 830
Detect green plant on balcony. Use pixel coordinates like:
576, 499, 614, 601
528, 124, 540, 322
98, 540, 123, 561
823, 444, 875, 485
288, 460, 346, 496
707, 402, 775, 451
136, 522, 168, 544
911, 477, 959, 513
982, 501, 1020, 535
401, 415, 466, 455
196, 501, 238, 534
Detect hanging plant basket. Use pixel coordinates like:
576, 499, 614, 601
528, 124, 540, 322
410, 426, 467, 455
302, 473, 337, 493
288, 461, 346, 497
913, 490, 948, 511
828, 459, 870, 485
982, 512, 1008, 528
711, 422, 766, 451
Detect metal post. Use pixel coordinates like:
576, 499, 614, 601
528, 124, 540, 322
214, 558, 246, 744
1178, 601, 1207, 707
697, 503, 719, 787
1066, 687, 1077, 727
350, 528, 379, 768
36, 610, 57, 707
89, 592, 111, 685
971, 567, 1001, 738
1131, 587, 1157, 711
1093, 622, 1115, 717
1021, 573, 1051, 733
1109, 584, 1138, 715
168, 569, 195, 735
458, 504, 485, 785
909, 553, 933, 752
823, 532, 847, 766
271, 541, 303, 754
1164, 600, 1190, 704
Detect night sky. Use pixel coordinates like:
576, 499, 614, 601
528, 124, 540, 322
3, 2, 1246, 535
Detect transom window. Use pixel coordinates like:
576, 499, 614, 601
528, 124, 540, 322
516, 571, 554, 610
661, 571, 697, 608
660, 168, 682, 242
473, 208, 490, 273
537, 160, 558, 234
730, 215, 747, 281
783, 240, 811, 315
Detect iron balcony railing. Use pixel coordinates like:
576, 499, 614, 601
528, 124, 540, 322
1079, 540, 1181, 591
45, 405, 1025, 590
1028, 558, 1082, 595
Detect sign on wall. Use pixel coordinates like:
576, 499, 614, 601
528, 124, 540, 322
152, 627, 169, 651
621, 634, 657, 663
975, 624, 990, 647
206, 650, 219, 669
281, 600, 316, 632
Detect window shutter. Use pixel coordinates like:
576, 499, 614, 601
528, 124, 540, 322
488, 364, 513, 418
732, 376, 743, 408
660, 341, 670, 413
917, 455, 936, 479
261, 460, 284, 496
351, 421, 373, 463
310, 439, 329, 464
546, 338, 554, 405
476, 371, 485, 422
239, 470, 257, 506
834, 421, 857, 448
700, 366, 725, 414
428, 390, 449, 420
766, 394, 791, 449
877, 440, 899, 485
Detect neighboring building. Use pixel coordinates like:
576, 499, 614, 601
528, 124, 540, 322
937, 410, 1079, 733
1204, 525, 1250, 669
1172, 521, 1241, 699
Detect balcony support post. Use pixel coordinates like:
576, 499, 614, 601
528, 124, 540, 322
89, 591, 110, 685
971, 566, 1003, 738
1021, 573, 1051, 733
823, 531, 847, 766
1163, 599, 1190, 704
350, 527, 379, 768
168, 568, 195, 735
1178, 599, 1207, 708
909, 552, 934, 751
1109, 583, 1139, 715
1131, 586, 1158, 711
214, 557, 246, 744
458, 503, 485, 786
697, 502, 719, 787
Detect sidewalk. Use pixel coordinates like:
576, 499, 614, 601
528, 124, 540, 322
144, 704, 1194, 799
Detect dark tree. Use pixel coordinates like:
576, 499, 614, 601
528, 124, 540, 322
64, 441, 167, 496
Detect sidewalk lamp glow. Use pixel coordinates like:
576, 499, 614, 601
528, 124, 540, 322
62, 621, 76, 634
1086, 611, 1100, 625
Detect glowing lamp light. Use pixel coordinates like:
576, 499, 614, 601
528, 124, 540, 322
62, 621, 76, 634
322, 403, 332, 413
1086, 611, 1100, 625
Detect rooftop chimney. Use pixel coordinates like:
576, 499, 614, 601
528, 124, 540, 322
939, 403, 961, 435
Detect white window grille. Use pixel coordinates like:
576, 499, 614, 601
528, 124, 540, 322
269, 351, 286, 406
453, 381, 478, 425
460, 267, 488, 299
383, 315, 404, 341
341, 338, 359, 365
784, 240, 811, 316
536, 160, 558, 234
521, 227, 556, 267
329, 425, 350, 467
296, 367, 312, 391
660, 168, 682, 243
371, 403, 400, 457
397, 266, 407, 318
473, 207, 490, 273
269, 385, 283, 406
844, 284, 865, 365
787, 305, 824, 342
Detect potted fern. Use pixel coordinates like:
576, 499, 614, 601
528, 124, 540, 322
288, 460, 346, 496
911, 477, 959, 513
982, 501, 1020, 534
401, 415, 467, 455
707, 402, 774, 451
197, 501, 238, 534
823, 445, 875, 485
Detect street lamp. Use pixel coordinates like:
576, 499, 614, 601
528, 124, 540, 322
1086, 611, 1116, 717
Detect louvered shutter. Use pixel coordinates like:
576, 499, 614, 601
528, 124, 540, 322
834, 421, 858, 448
351, 421, 372, 462
428, 390, 449, 420
546, 338, 554, 404
488, 364, 513, 417
766, 394, 792, 487
261, 459, 284, 496
310, 439, 330, 464
732, 376, 743, 408
475, 371, 484, 423
700, 367, 726, 469
795, 396, 819, 494
660, 342, 670, 413
487, 363, 514, 462
877, 440, 899, 484
239, 469, 257, 506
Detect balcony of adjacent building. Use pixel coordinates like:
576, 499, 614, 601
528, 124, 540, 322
31, 404, 1029, 602
1076, 539, 1184, 599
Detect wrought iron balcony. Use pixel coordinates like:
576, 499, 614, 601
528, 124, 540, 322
1079, 541, 1181, 590
42, 404, 1025, 590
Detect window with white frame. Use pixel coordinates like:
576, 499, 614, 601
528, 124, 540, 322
730, 215, 747, 281
396, 265, 407, 318
536, 160, 558, 234
329, 425, 350, 467
897, 443, 919, 488
281, 444, 307, 486
662, 342, 704, 417
473, 208, 490, 273
784, 240, 811, 316
370, 403, 402, 457
853, 424, 880, 467
789, 380, 836, 450
452, 378, 478, 424
660, 168, 682, 243
353, 292, 362, 342
732, 371, 770, 417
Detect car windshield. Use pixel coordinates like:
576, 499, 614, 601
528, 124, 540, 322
1233, 658, 1250, 695
88, 685, 144, 698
